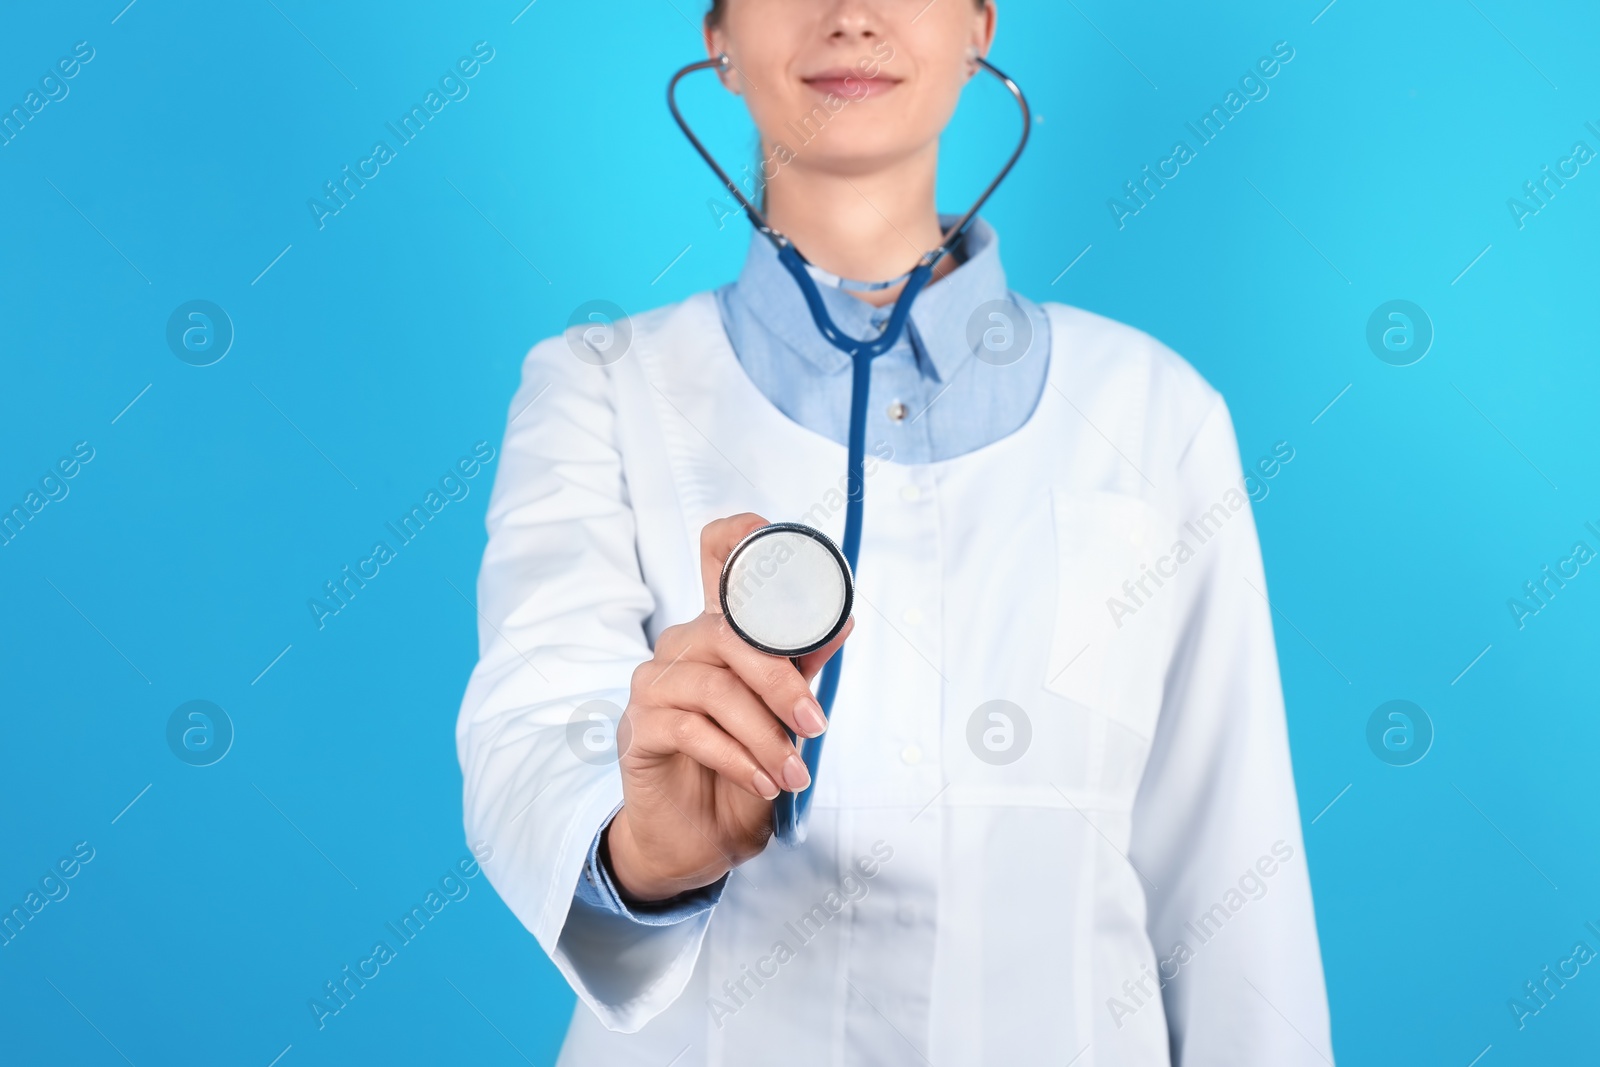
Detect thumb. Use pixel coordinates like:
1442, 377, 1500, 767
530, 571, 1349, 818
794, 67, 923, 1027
700, 512, 770, 613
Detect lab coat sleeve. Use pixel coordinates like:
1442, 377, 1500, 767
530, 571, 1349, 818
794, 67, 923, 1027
456, 335, 716, 1033
1126, 396, 1335, 1065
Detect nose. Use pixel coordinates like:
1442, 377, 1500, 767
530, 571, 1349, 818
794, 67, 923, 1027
822, 0, 885, 46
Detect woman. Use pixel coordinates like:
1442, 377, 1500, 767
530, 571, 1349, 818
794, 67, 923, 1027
456, 1, 1334, 1063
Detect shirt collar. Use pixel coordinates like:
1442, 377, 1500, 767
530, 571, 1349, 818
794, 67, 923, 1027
726, 215, 1011, 383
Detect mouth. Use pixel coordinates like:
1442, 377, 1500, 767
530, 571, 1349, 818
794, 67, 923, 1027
802, 68, 901, 101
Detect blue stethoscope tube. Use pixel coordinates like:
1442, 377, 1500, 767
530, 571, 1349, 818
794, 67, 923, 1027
667, 52, 1032, 845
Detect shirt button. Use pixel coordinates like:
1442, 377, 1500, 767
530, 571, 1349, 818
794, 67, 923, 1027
901, 745, 923, 765
902, 607, 924, 625
899, 484, 921, 502
887, 401, 908, 422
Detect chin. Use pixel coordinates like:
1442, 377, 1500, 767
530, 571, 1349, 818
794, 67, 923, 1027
794, 116, 932, 164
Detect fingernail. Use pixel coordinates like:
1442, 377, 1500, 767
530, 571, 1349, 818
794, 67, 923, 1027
781, 754, 811, 792
752, 769, 780, 801
795, 696, 827, 738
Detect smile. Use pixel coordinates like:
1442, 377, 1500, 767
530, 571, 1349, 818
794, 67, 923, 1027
801, 70, 901, 100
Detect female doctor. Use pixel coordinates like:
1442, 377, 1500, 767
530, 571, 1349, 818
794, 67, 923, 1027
456, 1, 1333, 1063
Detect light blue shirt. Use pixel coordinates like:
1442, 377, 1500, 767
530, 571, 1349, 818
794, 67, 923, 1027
573, 217, 1050, 923
716, 215, 1051, 463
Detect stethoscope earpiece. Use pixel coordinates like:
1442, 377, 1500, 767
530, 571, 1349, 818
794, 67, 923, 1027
716, 51, 739, 94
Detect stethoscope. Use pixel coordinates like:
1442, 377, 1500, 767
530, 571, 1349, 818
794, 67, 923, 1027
667, 50, 1031, 846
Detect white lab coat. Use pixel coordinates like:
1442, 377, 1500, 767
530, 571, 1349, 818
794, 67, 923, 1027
456, 292, 1334, 1065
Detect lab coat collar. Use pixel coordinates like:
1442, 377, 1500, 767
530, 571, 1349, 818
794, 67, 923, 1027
727, 215, 1011, 385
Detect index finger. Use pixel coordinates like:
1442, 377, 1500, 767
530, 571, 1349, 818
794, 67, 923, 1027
700, 512, 769, 613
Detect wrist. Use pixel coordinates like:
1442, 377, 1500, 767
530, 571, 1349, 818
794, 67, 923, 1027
605, 808, 726, 904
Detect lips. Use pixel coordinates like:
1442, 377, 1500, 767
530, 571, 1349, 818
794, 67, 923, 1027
802, 68, 900, 100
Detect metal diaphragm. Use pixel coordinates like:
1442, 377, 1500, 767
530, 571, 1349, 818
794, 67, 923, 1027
718, 522, 853, 658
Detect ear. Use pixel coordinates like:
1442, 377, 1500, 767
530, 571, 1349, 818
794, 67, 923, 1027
970, 1, 998, 63
703, 21, 739, 94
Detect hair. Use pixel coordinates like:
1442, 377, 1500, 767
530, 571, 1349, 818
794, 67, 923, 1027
706, 0, 987, 27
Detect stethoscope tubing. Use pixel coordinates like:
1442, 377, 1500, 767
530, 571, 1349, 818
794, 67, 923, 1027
667, 51, 1032, 845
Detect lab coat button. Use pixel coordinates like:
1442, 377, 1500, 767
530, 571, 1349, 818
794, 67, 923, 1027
899, 484, 921, 502
901, 745, 923, 765
902, 607, 924, 625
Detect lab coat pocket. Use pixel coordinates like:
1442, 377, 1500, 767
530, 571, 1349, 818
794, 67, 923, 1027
1043, 487, 1176, 741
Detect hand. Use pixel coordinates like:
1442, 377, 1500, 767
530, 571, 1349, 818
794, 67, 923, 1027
606, 513, 854, 903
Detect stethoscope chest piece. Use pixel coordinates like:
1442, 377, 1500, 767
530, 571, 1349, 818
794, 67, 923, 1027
719, 523, 853, 658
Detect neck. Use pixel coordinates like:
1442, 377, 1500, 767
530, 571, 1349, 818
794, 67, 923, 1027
760, 143, 956, 307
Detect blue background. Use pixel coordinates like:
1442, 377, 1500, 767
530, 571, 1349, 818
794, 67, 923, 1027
3, 0, 1597, 1063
